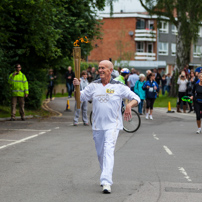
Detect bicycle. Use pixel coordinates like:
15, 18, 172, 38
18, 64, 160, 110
89, 102, 141, 133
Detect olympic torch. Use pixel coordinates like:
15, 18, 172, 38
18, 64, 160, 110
73, 47, 81, 109
73, 37, 90, 109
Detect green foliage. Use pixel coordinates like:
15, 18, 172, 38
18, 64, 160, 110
80, 62, 99, 71
139, 0, 202, 71
0, 0, 106, 109
25, 80, 46, 110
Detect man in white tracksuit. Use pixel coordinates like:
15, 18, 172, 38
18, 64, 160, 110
73, 60, 140, 194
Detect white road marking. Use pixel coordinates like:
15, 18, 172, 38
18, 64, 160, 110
163, 145, 173, 155
152, 133, 159, 140
0, 130, 49, 150
38, 132, 46, 135
178, 167, 192, 182
0, 134, 38, 150
0, 139, 16, 142
54, 127, 59, 129
0, 129, 51, 132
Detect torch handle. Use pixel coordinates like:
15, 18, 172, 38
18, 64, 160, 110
73, 48, 81, 109
75, 85, 80, 109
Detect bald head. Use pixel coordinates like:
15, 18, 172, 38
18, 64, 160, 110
99, 60, 114, 70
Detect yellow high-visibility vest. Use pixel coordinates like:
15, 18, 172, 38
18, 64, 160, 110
8, 71, 29, 97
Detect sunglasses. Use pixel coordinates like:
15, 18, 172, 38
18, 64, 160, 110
16, 66, 21, 68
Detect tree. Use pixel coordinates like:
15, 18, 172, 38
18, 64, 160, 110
139, 0, 202, 96
0, 0, 106, 108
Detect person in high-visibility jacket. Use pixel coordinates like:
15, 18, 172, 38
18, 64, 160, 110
8, 64, 29, 121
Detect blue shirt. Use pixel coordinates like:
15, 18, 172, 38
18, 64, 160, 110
142, 80, 159, 99
128, 74, 139, 88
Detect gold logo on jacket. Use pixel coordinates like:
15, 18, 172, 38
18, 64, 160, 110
106, 89, 114, 94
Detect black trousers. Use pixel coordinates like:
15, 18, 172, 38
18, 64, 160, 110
177, 92, 186, 106
146, 98, 155, 110
194, 101, 202, 120
46, 86, 54, 99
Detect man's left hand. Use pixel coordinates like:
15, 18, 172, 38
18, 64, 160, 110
25, 94, 28, 98
124, 105, 132, 121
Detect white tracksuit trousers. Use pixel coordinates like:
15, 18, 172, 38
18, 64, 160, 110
93, 129, 119, 186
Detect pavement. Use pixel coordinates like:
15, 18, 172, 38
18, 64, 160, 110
0, 97, 202, 202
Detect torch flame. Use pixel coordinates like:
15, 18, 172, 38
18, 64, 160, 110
74, 36, 90, 46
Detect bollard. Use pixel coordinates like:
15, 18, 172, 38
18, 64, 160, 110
62, 89, 64, 95
167, 101, 175, 113
66, 99, 70, 110
54, 89, 56, 95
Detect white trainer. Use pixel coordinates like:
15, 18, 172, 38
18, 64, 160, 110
145, 114, 149, 119
196, 129, 201, 134
150, 115, 153, 120
102, 184, 111, 194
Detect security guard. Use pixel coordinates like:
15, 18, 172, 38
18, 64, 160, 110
8, 64, 29, 121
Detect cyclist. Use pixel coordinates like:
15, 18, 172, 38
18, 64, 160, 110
114, 68, 130, 84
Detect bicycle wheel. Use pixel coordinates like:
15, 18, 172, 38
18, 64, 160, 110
89, 111, 93, 125
122, 109, 141, 133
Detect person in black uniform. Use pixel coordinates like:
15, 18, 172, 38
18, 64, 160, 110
191, 73, 202, 134
46, 69, 56, 101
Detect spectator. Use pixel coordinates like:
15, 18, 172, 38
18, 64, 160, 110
46, 69, 56, 101
161, 74, 166, 95
177, 71, 188, 113
186, 70, 195, 113
8, 64, 29, 121
165, 73, 172, 93
146, 70, 152, 80
127, 69, 139, 91
87, 66, 93, 83
94, 70, 100, 80
130, 68, 135, 75
117, 67, 121, 75
143, 73, 159, 120
91, 67, 97, 81
73, 71, 89, 126
111, 68, 119, 79
65, 66, 75, 98
153, 68, 162, 85
134, 74, 146, 115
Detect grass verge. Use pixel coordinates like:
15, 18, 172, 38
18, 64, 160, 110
154, 93, 177, 108
0, 105, 52, 119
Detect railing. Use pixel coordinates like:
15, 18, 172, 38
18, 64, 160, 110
135, 29, 156, 41
135, 52, 156, 60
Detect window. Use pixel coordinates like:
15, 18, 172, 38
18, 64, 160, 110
198, 27, 202, 37
159, 21, 169, 33
172, 24, 177, 35
136, 19, 145, 29
158, 42, 168, 55
171, 43, 176, 56
136, 42, 144, 52
148, 20, 154, 30
193, 45, 202, 57
147, 43, 153, 53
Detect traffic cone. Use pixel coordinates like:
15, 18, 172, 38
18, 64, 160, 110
66, 99, 70, 111
167, 101, 174, 113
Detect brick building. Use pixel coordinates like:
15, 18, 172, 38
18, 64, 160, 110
88, 12, 202, 74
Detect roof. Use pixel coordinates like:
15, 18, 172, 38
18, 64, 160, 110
114, 60, 167, 69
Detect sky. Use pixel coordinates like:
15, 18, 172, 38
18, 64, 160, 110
100, 0, 146, 13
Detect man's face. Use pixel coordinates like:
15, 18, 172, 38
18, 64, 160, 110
68, 66, 72, 71
92, 67, 95, 73
153, 68, 157, 73
98, 62, 112, 80
16, 65, 21, 72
